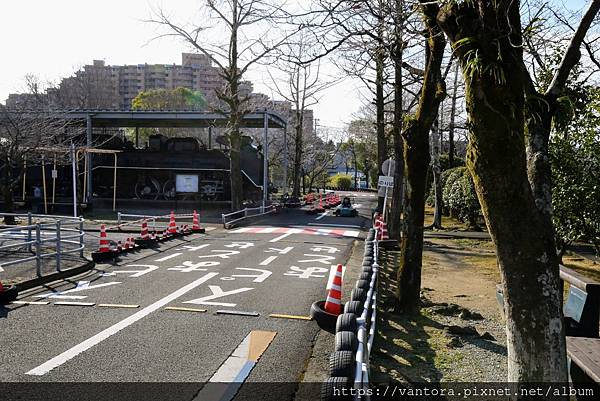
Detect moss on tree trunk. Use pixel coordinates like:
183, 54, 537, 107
395, 2, 446, 313
437, 0, 567, 384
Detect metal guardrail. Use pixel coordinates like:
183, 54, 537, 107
221, 205, 276, 228
0, 213, 85, 276
353, 228, 378, 396
116, 212, 195, 231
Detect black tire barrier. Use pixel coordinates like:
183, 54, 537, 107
351, 287, 367, 303
0, 286, 19, 304
344, 300, 364, 316
359, 271, 371, 281
362, 265, 373, 274
310, 300, 340, 334
91, 250, 118, 263
329, 351, 355, 377
335, 330, 358, 352
336, 313, 358, 333
363, 257, 373, 265
321, 377, 352, 401
355, 279, 370, 290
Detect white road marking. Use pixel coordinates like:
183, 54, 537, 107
35, 282, 121, 299
231, 227, 252, 233
54, 302, 95, 307
257, 227, 278, 233
307, 223, 362, 229
112, 264, 159, 278
265, 246, 293, 254
198, 250, 240, 259
154, 253, 183, 262
26, 272, 219, 376
11, 301, 49, 305
269, 228, 302, 243
259, 256, 278, 266
197, 331, 276, 401
315, 211, 328, 220
183, 285, 253, 307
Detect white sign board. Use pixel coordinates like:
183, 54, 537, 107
378, 175, 394, 188
176, 174, 199, 193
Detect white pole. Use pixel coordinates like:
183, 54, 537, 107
262, 112, 269, 212
382, 163, 392, 220
71, 144, 77, 217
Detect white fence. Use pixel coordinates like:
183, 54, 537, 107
0, 213, 85, 276
221, 205, 276, 228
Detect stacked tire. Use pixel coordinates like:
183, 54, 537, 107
321, 233, 376, 401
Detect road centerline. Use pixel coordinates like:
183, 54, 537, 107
25, 272, 219, 376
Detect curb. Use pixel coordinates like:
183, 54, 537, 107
15, 260, 96, 292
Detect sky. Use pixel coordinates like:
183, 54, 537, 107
0, 0, 590, 128
0, 0, 362, 129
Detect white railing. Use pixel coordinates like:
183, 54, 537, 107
116, 212, 195, 231
221, 205, 276, 228
0, 213, 85, 276
354, 228, 379, 399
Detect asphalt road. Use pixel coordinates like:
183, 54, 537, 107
0, 191, 377, 401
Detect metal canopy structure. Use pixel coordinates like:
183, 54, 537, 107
69, 109, 287, 210
63, 109, 287, 129
3, 109, 288, 210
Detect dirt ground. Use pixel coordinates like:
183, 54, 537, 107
371, 237, 508, 384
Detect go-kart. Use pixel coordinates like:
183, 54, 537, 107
334, 197, 358, 217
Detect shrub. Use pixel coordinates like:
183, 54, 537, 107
328, 174, 353, 190
441, 167, 480, 227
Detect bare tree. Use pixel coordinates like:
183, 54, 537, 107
268, 34, 338, 197
0, 103, 74, 224
149, 0, 294, 210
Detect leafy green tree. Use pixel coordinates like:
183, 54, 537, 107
550, 86, 600, 257
129, 87, 206, 143
131, 87, 205, 111
328, 174, 353, 190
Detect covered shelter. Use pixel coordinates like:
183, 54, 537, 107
24, 109, 288, 210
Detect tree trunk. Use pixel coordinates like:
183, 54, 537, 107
431, 118, 443, 228
395, 2, 446, 313
2, 160, 16, 225
292, 112, 304, 197
229, 127, 243, 210
375, 45, 387, 212
448, 63, 459, 166
438, 0, 567, 384
388, 7, 405, 241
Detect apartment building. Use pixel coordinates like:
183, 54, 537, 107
6, 53, 234, 110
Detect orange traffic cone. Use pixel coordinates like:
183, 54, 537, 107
140, 219, 149, 240
123, 237, 130, 250
324, 264, 343, 315
380, 220, 389, 240
99, 224, 110, 253
168, 211, 177, 235
319, 194, 323, 209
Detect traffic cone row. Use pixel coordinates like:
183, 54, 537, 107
92, 211, 205, 263
375, 214, 389, 240
324, 264, 344, 315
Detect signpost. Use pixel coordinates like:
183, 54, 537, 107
379, 158, 395, 220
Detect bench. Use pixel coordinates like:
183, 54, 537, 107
496, 265, 600, 338
496, 266, 600, 393
566, 336, 600, 397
